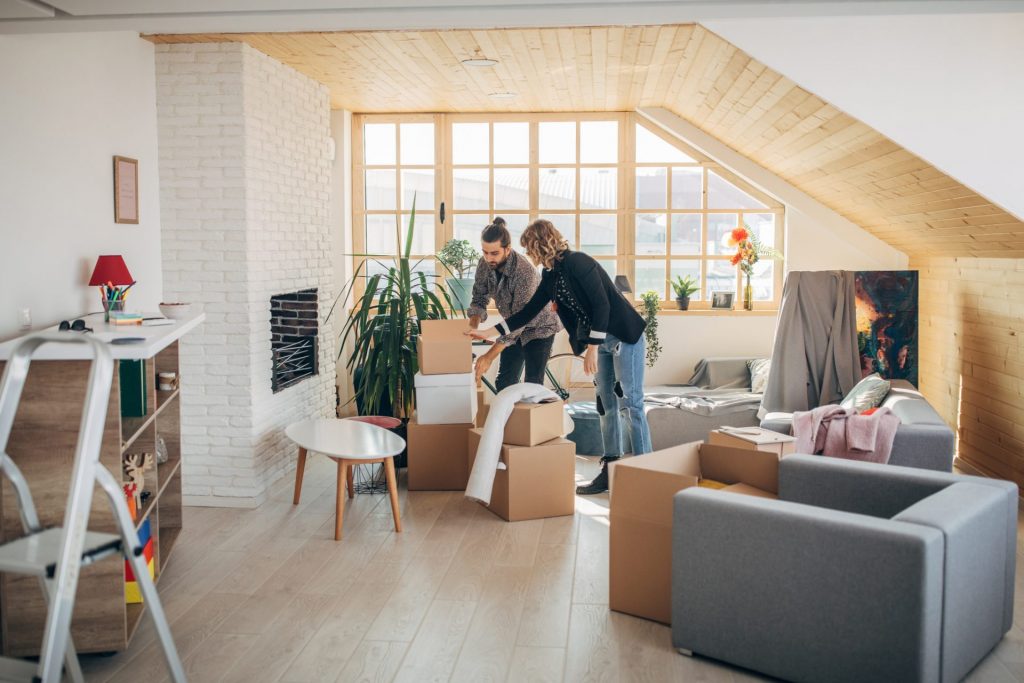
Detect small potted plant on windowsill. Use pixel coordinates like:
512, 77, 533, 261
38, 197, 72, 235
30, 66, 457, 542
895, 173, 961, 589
669, 274, 699, 311
438, 238, 481, 311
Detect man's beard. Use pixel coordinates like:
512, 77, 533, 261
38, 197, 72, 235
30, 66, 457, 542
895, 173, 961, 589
487, 255, 509, 270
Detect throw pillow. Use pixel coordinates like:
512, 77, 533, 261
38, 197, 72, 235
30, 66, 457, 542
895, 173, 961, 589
840, 373, 891, 412
747, 358, 771, 394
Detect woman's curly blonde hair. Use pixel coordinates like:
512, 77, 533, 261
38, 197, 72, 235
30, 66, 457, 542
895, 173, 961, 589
521, 219, 569, 269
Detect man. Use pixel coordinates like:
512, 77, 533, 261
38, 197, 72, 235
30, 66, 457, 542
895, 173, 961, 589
467, 217, 561, 390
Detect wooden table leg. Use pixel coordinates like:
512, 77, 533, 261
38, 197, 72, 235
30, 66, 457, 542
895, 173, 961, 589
384, 456, 402, 533
335, 459, 347, 540
347, 463, 355, 499
292, 447, 307, 505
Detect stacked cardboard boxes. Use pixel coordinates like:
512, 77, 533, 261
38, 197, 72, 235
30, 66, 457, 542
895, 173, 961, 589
467, 400, 574, 522
609, 441, 781, 624
408, 319, 477, 490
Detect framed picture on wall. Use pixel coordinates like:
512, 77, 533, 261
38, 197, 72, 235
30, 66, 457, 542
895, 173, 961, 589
711, 291, 734, 310
113, 155, 139, 224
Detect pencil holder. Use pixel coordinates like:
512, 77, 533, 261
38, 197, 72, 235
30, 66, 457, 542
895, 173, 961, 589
102, 298, 125, 323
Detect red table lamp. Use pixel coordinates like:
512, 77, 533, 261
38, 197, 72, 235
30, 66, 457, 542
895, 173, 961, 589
88, 255, 134, 287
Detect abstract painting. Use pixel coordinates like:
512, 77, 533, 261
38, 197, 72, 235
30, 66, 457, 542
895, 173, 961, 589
855, 270, 918, 387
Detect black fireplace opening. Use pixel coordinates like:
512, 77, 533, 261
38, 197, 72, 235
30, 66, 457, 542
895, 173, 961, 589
270, 288, 319, 393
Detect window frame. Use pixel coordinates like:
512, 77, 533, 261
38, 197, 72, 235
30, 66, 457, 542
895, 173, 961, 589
352, 112, 785, 310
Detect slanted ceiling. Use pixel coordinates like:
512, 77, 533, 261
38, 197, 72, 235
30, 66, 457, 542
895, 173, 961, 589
149, 25, 1024, 258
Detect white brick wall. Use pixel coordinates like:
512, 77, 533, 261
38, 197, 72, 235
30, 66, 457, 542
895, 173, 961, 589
157, 43, 335, 507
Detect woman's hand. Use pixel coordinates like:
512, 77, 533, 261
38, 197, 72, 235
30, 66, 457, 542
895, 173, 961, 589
583, 345, 598, 376
474, 352, 495, 384
464, 329, 497, 342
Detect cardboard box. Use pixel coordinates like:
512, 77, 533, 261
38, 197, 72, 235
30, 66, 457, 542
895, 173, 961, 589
407, 416, 473, 490
475, 388, 489, 428
414, 372, 477, 425
467, 428, 575, 522
498, 400, 564, 446
417, 319, 472, 375
609, 441, 780, 624
708, 427, 796, 458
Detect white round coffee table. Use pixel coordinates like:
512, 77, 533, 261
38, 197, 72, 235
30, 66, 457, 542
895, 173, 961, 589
286, 418, 405, 540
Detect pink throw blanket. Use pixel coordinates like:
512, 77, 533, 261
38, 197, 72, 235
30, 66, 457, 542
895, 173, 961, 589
792, 406, 901, 464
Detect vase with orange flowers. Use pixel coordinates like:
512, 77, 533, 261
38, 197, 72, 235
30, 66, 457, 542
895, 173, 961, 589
728, 224, 782, 310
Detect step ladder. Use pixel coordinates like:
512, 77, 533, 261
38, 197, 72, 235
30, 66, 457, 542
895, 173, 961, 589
0, 333, 186, 683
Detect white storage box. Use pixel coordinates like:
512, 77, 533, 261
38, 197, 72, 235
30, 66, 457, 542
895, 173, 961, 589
414, 372, 478, 425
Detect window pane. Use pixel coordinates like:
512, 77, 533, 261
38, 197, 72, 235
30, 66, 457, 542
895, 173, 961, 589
706, 260, 736, 298
401, 169, 434, 211
707, 213, 739, 256
365, 169, 396, 210
636, 213, 667, 255
547, 214, 576, 247
670, 214, 701, 255
494, 167, 530, 210
366, 215, 397, 256
671, 167, 702, 209
580, 167, 616, 209
597, 259, 616, 279
580, 214, 616, 256
539, 168, 575, 209
454, 213, 489, 243
399, 122, 434, 165
636, 124, 694, 163
399, 212, 434, 255
453, 168, 489, 210
751, 260, 774, 302
670, 260, 702, 301
580, 121, 618, 163
539, 122, 576, 164
494, 122, 529, 164
505, 214, 531, 252
636, 167, 667, 209
364, 123, 395, 165
453, 123, 489, 165
635, 260, 667, 300
366, 258, 396, 294
747, 212, 776, 248
707, 170, 767, 209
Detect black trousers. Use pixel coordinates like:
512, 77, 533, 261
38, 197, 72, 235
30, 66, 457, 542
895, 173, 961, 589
495, 335, 556, 392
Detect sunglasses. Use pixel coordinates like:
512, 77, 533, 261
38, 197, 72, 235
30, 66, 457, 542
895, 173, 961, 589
58, 319, 93, 333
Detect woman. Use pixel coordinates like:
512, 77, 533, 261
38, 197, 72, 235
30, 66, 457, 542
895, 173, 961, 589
467, 219, 652, 495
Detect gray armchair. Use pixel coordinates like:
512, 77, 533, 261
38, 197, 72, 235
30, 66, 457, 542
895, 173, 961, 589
672, 455, 1017, 683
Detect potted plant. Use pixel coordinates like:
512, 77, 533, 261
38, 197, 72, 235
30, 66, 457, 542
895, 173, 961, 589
437, 238, 480, 311
669, 274, 699, 310
640, 290, 662, 367
330, 195, 458, 420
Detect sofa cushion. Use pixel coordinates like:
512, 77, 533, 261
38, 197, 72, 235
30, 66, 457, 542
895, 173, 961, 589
840, 373, 890, 412
747, 358, 771, 394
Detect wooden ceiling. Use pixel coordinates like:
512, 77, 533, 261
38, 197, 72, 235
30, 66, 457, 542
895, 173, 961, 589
148, 26, 1023, 257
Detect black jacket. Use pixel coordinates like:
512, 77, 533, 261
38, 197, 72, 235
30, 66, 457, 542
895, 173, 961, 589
496, 250, 646, 355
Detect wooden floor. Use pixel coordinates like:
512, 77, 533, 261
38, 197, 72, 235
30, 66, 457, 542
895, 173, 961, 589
79, 454, 1024, 683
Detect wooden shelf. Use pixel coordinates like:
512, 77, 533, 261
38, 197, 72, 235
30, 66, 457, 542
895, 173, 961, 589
0, 338, 190, 656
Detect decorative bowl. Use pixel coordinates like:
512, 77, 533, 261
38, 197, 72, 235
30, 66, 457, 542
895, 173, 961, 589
158, 302, 192, 320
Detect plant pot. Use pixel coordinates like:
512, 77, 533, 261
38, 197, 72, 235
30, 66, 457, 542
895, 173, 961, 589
445, 277, 475, 311
675, 295, 690, 311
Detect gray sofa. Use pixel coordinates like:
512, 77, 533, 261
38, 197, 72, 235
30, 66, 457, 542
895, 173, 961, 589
671, 455, 1017, 683
645, 357, 762, 451
760, 379, 955, 471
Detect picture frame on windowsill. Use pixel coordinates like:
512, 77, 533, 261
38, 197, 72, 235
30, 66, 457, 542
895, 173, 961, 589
711, 291, 735, 310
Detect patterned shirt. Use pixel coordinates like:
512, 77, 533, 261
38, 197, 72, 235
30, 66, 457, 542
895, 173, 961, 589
466, 250, 562, 346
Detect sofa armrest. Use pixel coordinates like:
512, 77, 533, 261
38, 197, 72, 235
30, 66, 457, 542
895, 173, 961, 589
672, 487, 943, 683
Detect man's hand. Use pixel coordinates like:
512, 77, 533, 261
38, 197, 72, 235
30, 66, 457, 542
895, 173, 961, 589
474, 352, 495, 384
583, 344, 598, 376
465, 328, 497, 342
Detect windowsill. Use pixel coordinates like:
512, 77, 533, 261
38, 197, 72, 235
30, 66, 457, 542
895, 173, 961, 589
652, 308, 778, 316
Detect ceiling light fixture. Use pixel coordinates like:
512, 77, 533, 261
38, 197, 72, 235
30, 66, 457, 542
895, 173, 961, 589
462, 57, 498, 67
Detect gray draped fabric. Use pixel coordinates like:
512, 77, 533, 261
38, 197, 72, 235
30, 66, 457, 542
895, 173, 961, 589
760, 271, 861, 415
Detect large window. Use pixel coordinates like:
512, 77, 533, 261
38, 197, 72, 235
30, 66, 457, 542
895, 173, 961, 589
353, 113, 784, 309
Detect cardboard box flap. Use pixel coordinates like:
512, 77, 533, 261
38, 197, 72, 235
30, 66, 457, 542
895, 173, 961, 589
420, 318, 471, 339
610, 442, 703, 526
698, 444, 780, 494
716, 427, 796, 445
721, 482, 778, 500
414, 371, 476, 388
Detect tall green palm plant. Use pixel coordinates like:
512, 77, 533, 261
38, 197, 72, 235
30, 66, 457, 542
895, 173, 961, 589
331, 195, 457, 418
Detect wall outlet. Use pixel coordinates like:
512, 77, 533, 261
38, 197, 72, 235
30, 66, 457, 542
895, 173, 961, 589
18, 308, 31, 330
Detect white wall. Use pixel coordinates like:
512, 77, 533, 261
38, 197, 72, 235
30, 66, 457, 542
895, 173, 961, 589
0, 32, 162, 340
703, 12, 1024, 220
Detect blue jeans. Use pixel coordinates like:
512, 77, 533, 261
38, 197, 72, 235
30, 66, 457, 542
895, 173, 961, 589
595, 333, 652, 457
